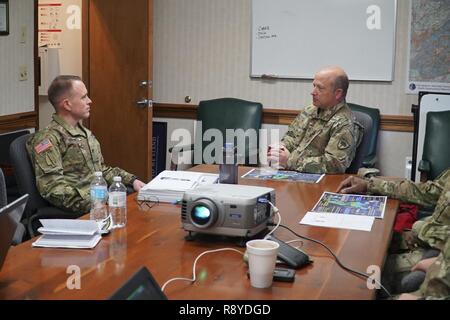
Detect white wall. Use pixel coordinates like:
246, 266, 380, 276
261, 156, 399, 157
38, 0, 82, 129
0, 0, 35, 117
153, 0, 417, 177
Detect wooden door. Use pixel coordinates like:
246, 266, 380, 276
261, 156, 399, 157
85, 0, 153, 181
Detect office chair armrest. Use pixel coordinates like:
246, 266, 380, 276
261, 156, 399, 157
362, 155, 377, 168
418, 160, 430, 173
417, 208, 434, 220
169, 144, 195, 170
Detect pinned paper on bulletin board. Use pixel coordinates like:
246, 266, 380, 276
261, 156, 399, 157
38, 2, 62, 48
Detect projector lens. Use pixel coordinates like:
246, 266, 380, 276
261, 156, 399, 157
191, 205, 211, 225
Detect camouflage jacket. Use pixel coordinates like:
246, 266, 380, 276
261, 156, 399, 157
281, 101, 363, 173
418, 238, 450, 300
368, 169, 450, 250
27, 114, 136, 214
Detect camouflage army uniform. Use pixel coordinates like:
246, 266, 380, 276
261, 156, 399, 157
415, 238, 450, 299
368, 169, 450, 251
27, 114, 137, 214
281, 101, 362, 173
368, 169, 450, 293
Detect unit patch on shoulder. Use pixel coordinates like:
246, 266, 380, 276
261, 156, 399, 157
35, 138, 53, 154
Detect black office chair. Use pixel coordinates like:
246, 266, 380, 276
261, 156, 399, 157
0, 168, 6, 208
10, 134, 81, 238
418, 111, 450, 182
170, 98, 263, 170
0, 130, 30, 203
346, 103, 381, 174
0, 168, 26, 245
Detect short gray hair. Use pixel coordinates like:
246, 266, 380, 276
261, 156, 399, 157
334, 74, 349, 97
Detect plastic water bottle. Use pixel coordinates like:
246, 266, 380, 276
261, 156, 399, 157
108, 176, 127, 228
219, 142, 238, 184
90, 171, 108, 222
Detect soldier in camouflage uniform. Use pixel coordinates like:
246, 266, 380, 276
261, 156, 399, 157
27, 75, 145, 214
399, 238, 449, 300
337, 168, 450, 296
267, 66, 363, 173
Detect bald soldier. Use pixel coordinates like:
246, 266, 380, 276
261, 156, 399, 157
27, 75, 145, 214
267, 66, 362, 173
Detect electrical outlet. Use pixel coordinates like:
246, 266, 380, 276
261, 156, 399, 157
20, 26, 27, 44
19, 65, 28, 81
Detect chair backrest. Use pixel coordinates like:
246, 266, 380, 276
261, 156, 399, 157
347, 103, 380, 173
197, 98, 263, 166
0, 168, 6, 208
9, 134, 50, 221
0, 130, 31, 203
421, 111, 450, 180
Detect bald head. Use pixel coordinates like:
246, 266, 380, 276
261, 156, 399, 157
317, 66, 349, 97
311, 66, 349, 109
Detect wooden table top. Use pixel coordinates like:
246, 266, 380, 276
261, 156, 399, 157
0, 165, 398, 300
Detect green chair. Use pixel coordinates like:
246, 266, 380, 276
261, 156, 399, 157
418, 111, 450, 181
170, 98, 263, 170
346, 103, 381, 173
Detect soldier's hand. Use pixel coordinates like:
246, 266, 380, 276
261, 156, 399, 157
267, 144, 289, 169
398, 293, 419, 300
133, 179, 146, 192
402, 230, 419, 251
412, 256, 438, 272
336, 176, 368, 194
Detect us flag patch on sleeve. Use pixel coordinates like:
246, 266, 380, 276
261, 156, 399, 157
35, 138, 53, 154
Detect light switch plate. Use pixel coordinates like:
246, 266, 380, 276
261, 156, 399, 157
20, 26, 27, 44
19, 65, 28, 81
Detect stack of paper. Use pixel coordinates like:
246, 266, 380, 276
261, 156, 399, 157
32, 219, 102, 249
137, 170, 219, 203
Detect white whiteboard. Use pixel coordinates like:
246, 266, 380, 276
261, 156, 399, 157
251, 0, 397, 81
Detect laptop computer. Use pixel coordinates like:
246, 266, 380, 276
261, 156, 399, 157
109, 266, 168, 300
0, 194, 28, 271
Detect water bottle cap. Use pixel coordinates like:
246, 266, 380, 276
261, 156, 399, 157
113, 176, 122, 182
94, 171, 103, 177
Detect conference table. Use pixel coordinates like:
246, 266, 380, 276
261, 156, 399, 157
0, 165, 398, 300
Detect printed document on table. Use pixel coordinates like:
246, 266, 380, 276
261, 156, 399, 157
38, 219, 99, 235
310, 192, 386, 219
32, 234, 102, 249
300, 212, 374, 232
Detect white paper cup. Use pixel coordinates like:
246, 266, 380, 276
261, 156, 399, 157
246, 239, 279, 288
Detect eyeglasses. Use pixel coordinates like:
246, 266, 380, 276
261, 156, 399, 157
136, 197, 159, 211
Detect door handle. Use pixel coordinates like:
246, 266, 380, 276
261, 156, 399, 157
139, 80, 152, 87
136, 99, 153, 108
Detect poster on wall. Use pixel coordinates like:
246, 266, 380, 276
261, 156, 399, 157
406, 0, 450, 94
38, 2, 62, 48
